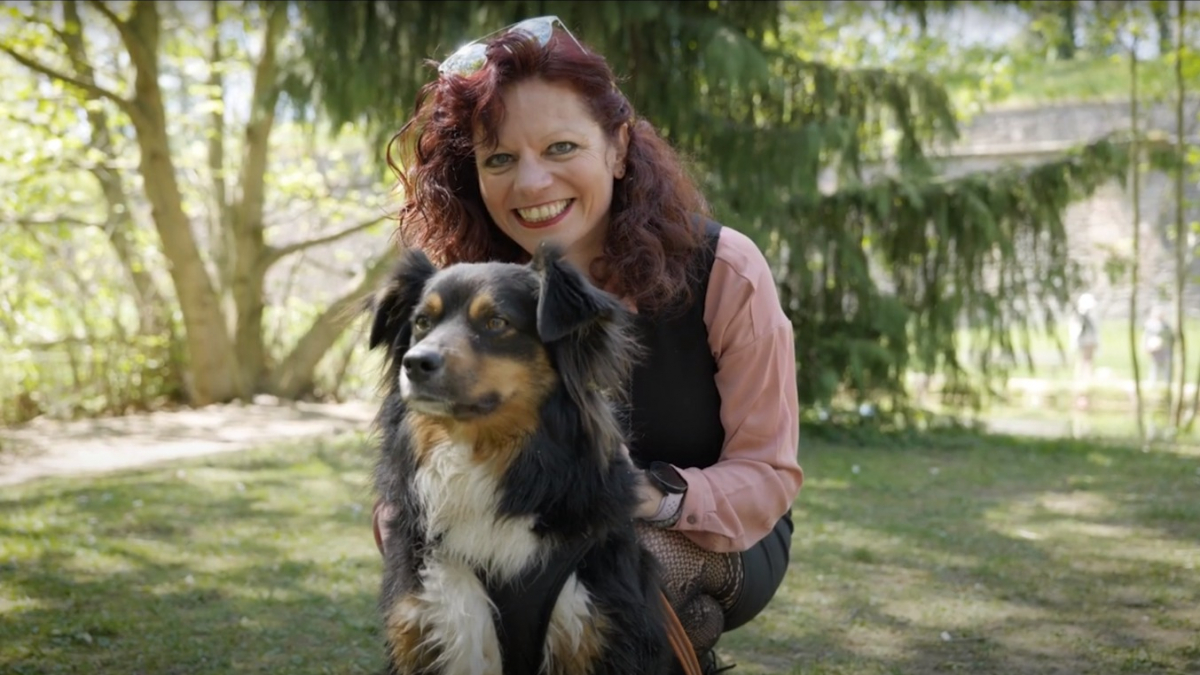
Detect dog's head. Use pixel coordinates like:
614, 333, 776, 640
368, 244, 638, 436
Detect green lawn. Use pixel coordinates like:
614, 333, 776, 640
1002, 55, 1178, 106
957, 317, 1200, 385
2, 430, 1199, 674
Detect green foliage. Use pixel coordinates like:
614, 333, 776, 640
284, 1, 1148, 414
4, 1, 1189, 421
0, 43, 184, 423
1, 1, 396, 415
1006, 54, 1178, 104
786, 137, 1131, 407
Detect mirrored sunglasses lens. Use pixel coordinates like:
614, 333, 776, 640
439, 42, 488, 76
509, 17, 557, 45
439, 17, 565, 77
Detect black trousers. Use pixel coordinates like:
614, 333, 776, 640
724, 510, 793, 631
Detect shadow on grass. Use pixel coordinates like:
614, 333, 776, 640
721, 428, 1200, 674
3, 428, 1198, 675
0, 435, 388, 675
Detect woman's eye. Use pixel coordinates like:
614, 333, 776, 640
483, 153, 514, 168
485, 317, 509, 331
548, 141, 577, 155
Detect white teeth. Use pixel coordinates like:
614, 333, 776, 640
516, 199, 570, 223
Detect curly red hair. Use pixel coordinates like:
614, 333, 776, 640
386, 25, 711, 315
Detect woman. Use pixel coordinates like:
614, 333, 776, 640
373, 16, 804, 669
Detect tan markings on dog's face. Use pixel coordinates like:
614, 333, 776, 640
386, 596, 440, 671
469, 346, 557, 462
423, 291, 443, 319
543, 575, 609, 674
467, 293, 495, 324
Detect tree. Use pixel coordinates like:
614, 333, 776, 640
2, 0, 394, 408
1152, 0, 1174, 57
289, 0, 1131, 413
1128, 23, 1147, 442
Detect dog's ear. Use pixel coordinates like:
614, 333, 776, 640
531, 242, 620, 343
531, 242, 642, 459
368, 248, 438, 353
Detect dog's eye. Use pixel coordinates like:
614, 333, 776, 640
413, 314, 432, 332
485, 316, 509, 332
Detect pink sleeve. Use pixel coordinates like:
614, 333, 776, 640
671, 226, 804, 552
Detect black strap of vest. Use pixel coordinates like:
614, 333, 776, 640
486, 537, 594, 675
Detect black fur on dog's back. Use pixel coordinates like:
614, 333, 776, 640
367, 243, 671, 675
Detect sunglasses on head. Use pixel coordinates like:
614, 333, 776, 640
437, 15, 583, 79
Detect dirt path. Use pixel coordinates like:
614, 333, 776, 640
0, 398, 378, 487
0, 393, 1086, 490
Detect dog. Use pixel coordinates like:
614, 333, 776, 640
366, 243, 675, 675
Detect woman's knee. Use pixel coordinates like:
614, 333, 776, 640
723, 513, 793, 631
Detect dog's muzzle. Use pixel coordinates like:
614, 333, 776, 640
400, 345, 500, 418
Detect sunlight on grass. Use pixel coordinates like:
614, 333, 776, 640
1005, 55, 1176, 105
2, 430, 1199, 674
0, 433, 385, 675
720, 433, 1200, 674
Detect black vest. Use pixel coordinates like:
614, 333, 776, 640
627, 219, 726, 469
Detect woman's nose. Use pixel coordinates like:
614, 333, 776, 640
514, 157, 553, 193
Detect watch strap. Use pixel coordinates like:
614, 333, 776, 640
647, 491, 684, 527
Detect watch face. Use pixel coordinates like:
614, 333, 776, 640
649, 462, 687, 494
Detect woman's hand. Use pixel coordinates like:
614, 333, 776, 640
617, 444, 666, 520
372, 499, 394, 555
631, 469, 667, 520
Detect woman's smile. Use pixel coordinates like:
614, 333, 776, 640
515, 198, 574, 228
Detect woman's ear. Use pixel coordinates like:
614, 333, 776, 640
612, 122, 630, 179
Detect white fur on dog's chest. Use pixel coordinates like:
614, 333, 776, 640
413, 440, 543, 580
398, 556, 599, 675
399, 440, 602, 675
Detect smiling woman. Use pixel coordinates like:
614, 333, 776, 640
473, 78, 629, 272
378, 15, 804, 671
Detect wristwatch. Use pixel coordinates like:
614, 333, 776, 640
645, 461, 687, 526
646, 461, 688, 495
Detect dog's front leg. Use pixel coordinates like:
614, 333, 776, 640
386, 560, 504, 675
384, 594, 440, 674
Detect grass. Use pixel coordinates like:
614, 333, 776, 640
1002, 55, 1178, 106
0, 435, 384, 675
3, 431, 1200, 674
960, 318, 1200, 385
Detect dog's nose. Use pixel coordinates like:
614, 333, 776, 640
402, 348, 444, 383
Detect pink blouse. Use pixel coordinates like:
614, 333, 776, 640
669, 226, 804, 553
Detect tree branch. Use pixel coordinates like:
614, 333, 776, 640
262, 215, 388, 267
84, 0, 134, 45
231, 1, 288, 241
8, 215, 103, 228
267, 253, 396, 398
0, 46, 132, 114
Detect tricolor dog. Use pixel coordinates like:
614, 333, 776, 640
366, 243, 673, 675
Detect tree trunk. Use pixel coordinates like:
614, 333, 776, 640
62, 0, 174, 338
1152, 0, 1173, 58
1128, 36, 1146, 443
231, 2, 288, 393
207, 0, 236, 308
1056, 2, 1077, 60
267, 256, 394, 399
125, 1, 240, 404
1176, 0, 1194, 430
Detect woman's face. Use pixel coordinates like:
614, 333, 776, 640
474, 78, 628, 274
